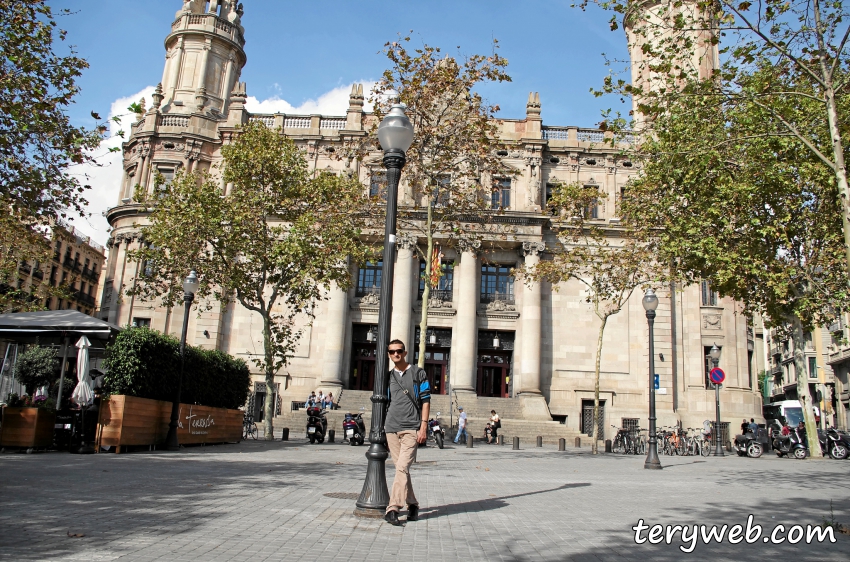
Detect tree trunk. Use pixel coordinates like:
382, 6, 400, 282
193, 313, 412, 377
591, 315, 608, 454
790, 317, 823, 457
262, 314, 276, 440
417, 206, 435, 369
813, 0, 850, 284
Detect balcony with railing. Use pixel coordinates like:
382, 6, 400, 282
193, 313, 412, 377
32, 269, 44, 280
76, 291, 96, 307
82, 267, 99, 282
18, 262, 31, 275
480, 291, 515, 305
418, 289, 453, 303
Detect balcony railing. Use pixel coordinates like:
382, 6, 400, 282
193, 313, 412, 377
480, 291, 515, 305
355, 285, 380, 298
32, 269, 44, 280
76, 292, 96, 307
18, 262, 31, 275
418, 289, 453, 302
82, 267, 99, 282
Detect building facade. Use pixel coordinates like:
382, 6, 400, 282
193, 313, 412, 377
99, 0, 764, 436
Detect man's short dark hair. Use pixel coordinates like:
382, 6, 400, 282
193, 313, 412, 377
388, 339, 405, 351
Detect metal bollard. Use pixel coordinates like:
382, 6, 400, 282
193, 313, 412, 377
536, 436, 543, 447
513, 436, 520, 450
281, 428, 290, 441
467, 436, 474, 448
497, 435, 504, 445
575, 436, 581, 448
328, 429, 335, 443
605, 439, 612, 453
558, 438, 565, 451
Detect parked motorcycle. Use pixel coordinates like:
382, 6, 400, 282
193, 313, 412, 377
343, 410, 366, 446
306, 405, 327, 444
818, 428, 850, 460
772, 426, 808, 459
428, 413, 445, 449
734, 428, 768, 458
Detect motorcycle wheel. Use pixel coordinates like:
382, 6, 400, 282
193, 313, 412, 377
317, 435, 324, 444
737, 450, 746, 457
747, 443, 763, 458
829, 443, 848, 460
436, 433, 444, 449
349, 436, 357, 446
793, 447, 808, 460
309, 435, 316, 444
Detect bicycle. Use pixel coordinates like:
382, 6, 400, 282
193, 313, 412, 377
243, 413, 258, 440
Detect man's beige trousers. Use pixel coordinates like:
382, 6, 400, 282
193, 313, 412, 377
385, 430, 418, 513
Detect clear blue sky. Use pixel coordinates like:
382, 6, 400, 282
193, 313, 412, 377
55, 0, 630, 129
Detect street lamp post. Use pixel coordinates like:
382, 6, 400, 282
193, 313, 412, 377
710, 344, 724, 456
354, 103, 414, 517
643, 289, 662, 470
164, 270, 199, 451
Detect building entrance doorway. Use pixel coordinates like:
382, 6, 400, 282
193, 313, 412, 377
349, 324, 378, 391
581, 399, 605, 439
414, 327, 451, 394
477, 352, 511, 397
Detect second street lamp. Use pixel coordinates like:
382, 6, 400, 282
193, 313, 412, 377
710, 344, 725, 457
164, 270, 199, 451
643, 288, 662, 470
354, 103, 414, 517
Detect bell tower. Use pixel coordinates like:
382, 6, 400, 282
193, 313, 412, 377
160, 0, 247, 116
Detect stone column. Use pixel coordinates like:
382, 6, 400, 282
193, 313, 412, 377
320, 282, 348, 392
391, 234, 416, 346
452, 239, 481, 394
167, 37, 185, 101
519, 242, 544, 395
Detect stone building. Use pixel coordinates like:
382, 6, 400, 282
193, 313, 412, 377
99, 0, 764, 438
11, 225, 105, 317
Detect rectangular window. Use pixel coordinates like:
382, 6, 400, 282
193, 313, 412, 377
369, 171, 387, 201
808, 356, 818, 379
356, 261, 382, 296
583, 194, 599, 219
433, 175, 451, 207
480, 264, 514, 303
155, 167, 175, 197
701, 280, 718, 306
491, 178, 511, 209
133, 317, 151, 328
419, 260, 454, 300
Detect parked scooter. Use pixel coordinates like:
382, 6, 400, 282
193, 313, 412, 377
343, 409, 366, 446
428, 413, 445, 449
734, 427, 768, 458
772, 426, 808, 459
306, 405, 327, 444
818, 428, 850, 460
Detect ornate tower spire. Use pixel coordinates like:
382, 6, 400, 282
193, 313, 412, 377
160, 0, 247, 116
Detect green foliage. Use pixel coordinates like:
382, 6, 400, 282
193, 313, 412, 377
13, 344, 58, 395
0, 0, 107, 222
102, 327, 250, 410
4, 392, 55, 410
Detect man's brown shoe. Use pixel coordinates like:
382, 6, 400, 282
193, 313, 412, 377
407, 505, 419, 522
384, 510, 402, 526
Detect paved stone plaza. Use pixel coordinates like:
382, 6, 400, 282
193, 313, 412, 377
1, 438, 847, 561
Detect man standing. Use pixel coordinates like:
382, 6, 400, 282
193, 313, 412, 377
454, 406, 467, 444
383, 339, 431, 526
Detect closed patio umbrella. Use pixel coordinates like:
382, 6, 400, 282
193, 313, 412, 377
71, 336, 93, 407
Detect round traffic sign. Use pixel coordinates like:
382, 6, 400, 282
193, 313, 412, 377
709, 367, 725, 384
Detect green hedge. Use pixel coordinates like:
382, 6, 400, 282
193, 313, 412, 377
102, 327, 251, 410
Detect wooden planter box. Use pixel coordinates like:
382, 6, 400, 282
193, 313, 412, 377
0, 407, 56, 448
96, 395, 242, 452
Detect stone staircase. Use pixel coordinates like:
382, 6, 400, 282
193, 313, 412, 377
273, 389, 584, 445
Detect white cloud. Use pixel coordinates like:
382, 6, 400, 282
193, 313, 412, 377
71, 81, 376, 247
245, 80, 376, 115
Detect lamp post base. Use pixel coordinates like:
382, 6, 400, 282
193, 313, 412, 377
354, 442, 390, 517
644, 460, 663, 470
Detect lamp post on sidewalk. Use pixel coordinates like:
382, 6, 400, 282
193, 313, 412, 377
710, 344, 725, 457
354, 103, 414, 517
643, 288, 662, 470
164, 270, 199, 451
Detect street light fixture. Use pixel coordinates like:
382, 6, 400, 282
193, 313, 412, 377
709, 343, 724, 457
355, 103, 414, 517
164, 270, 199, 451
642, 288, 662, 470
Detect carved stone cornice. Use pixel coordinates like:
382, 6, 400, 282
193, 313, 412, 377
456, 237, 481, 255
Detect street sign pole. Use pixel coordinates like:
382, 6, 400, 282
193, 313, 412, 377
709, 367, 726, 457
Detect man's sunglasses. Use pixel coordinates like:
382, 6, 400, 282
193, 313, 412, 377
388, 348, 405, 355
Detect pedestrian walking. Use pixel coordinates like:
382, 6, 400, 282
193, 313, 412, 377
454, 406, 468, 444
383, 339, 431, 526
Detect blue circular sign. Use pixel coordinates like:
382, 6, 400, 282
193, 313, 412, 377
709, 367, 725, 384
